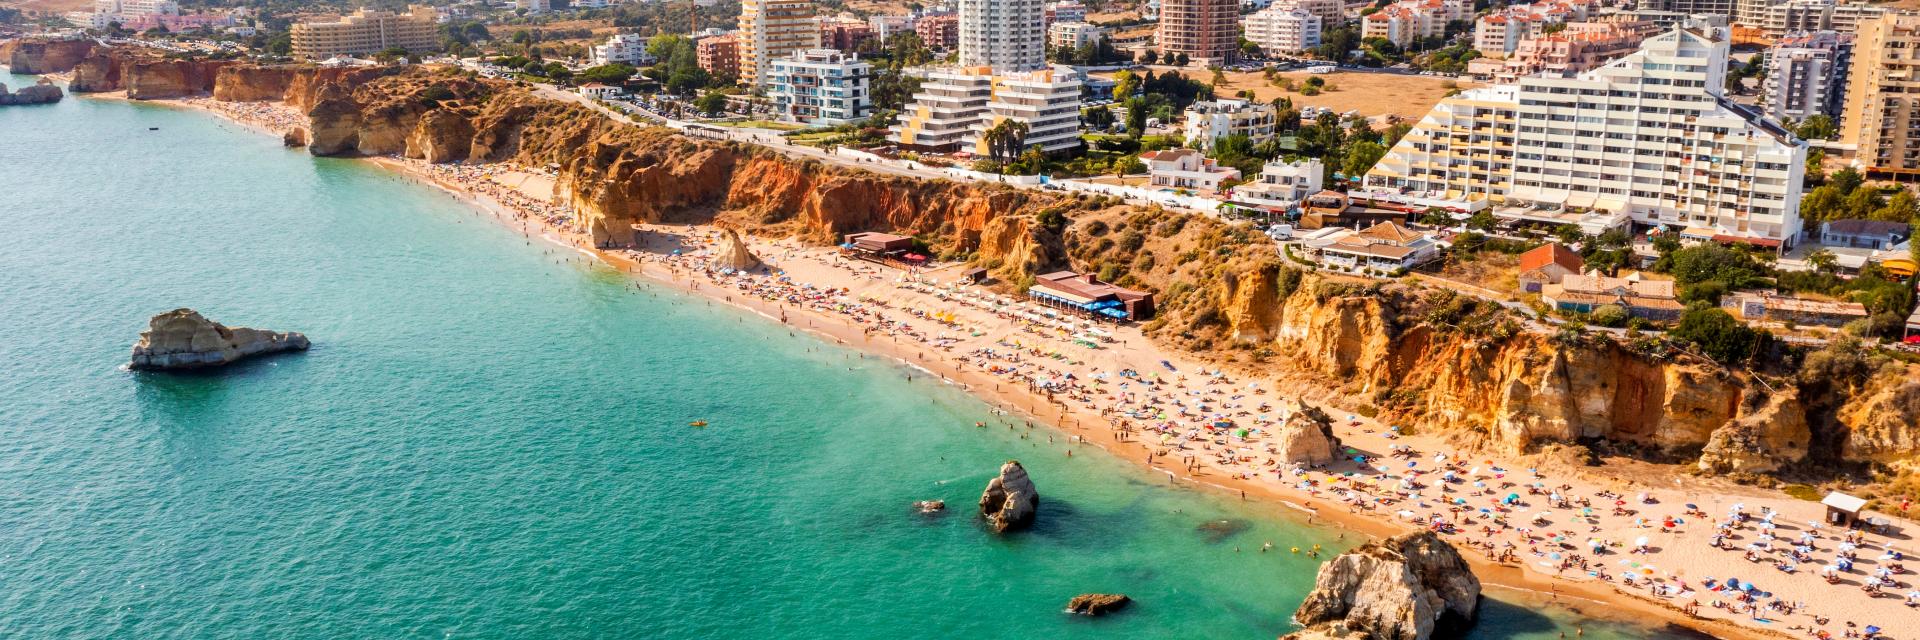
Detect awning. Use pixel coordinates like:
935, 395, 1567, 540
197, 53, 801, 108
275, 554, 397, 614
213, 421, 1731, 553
1566, 192, 1597, 208
1712, 234, 1782, 248
1594, 197, 1628, 212
1822, 492, 1867, 514
1679, 227, 1719, 239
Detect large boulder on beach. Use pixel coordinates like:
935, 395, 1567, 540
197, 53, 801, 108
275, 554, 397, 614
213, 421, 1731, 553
129, 309, 310, 371
979, 460, 1039, 533
1065, 593, 1130, 616
1275, 403, 1343, 465
709, 228, 761, 272
1286, 531, 1481, 640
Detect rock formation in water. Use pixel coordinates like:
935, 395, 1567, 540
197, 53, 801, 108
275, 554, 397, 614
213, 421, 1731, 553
979, 460, 1038, 533
129, 309, 310, 370
1065, 593, 1130, 616
0, 80, 62, 106
709, 228, 761, 271
1286, 531, 1481, 640
1275, 403, 1343, 465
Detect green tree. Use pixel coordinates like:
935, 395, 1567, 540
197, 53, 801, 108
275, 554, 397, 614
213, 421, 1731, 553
577, 63, 637, 84
1800, 184, 1844, 222
1114, 155, 1146, 177
1341, 139, 1386, 177
1794, 114, 1837, 140
1084, 104, 1115, 131
1112, 70, 1141, 102
1123, 96, 1148, 138
1871, 189, 1918, 223
1670, 305, 1761, 364
693, 91, 728, 114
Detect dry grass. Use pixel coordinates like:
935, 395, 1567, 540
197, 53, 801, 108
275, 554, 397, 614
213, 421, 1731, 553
1214, 69, 1476, 122
1436, 251, 1521, 296
847, 0, 910, 15
1, 0, 95, 13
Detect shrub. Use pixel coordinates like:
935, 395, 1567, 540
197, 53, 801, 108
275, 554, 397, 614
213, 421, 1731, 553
1669, 305, 1760, 363
1588, 304, 1630, 328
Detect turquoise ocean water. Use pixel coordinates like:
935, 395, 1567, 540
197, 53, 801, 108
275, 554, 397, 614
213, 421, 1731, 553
0, 71, 1687, 639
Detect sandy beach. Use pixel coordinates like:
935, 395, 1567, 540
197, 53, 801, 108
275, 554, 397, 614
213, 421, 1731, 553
161, 94, 1919, 640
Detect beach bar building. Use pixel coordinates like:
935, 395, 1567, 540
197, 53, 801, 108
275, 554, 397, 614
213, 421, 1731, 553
841, 232, 924, 267
1028, 271, 1155, 321
1821, 491, 1867, 527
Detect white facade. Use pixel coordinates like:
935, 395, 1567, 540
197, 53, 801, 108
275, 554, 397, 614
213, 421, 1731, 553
890, 66, 1082, 154
1472, 2, 1589, 57
1761, 0, 1884, 39
94, 0, 177, 17
516, 0, 550, 13
1244, 4, 1322, 54
1763, 30, 1850, 125
1182, 98, 1278, 149
768, 48, 873, 125
591, 33, 655, 66
1048, 21, 1104, 49
870, 14, 914, 39
1365, 26, 1807, 247
1142, 148, 1242, 193
1048, 0, 1087, 24
960, 0, 1047, 71
1232, 158, 1325, 208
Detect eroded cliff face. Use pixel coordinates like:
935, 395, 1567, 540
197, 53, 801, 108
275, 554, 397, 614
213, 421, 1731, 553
196, 63, 1918, 482
58, 47, 228, 99
2, 38, 95, 74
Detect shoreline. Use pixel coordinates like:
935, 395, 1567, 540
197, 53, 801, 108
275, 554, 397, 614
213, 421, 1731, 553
136, 90, 1912, 640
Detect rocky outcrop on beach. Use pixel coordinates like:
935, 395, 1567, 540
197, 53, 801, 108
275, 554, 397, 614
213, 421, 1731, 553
56, 46, 227, 98
1287, 531, 1481, 640
129, 309, 309, 371
1276, 403, 1343, 465
0, 80, 62, 106
709, 228, 761, 272
3, 38, 95, 74
212, 64, 297, 102
979, 461, 1038, 533
1065, 593, 1130, 616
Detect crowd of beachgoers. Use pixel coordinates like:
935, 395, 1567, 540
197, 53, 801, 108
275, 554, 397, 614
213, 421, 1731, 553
181, 97, 305, 136
164, 90, 1919, 639
606, 225, 1917, 640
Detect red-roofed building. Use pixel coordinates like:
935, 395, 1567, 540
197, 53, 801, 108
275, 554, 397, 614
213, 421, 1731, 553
1517, 242, 1584, 291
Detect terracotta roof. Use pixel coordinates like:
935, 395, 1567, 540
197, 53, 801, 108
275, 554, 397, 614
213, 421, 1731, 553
1518, 243, 1584, 274
1358, 222, 1427, 244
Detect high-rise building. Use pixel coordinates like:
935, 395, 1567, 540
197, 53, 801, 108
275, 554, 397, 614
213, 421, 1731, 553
768, 48, 873, 125
739, 0, 820, 87
1840, 13, 1920, 177
290, 5, 440, 60
1244, 3, 1322, 54
959, 0, 1047, 71
889, 66, 1083, 154
1365, 26, 1806, 247
697, 34, 741, 79
1156, 0, 1238, 64
1763, 30, 1850, 126
820, 17, 875, 52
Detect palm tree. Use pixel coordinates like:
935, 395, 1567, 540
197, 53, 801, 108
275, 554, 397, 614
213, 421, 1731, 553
985, 120, 1030, 162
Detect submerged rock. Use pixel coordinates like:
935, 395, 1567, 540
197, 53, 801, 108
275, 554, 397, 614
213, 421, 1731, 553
1065, 593, 1130, 616
914, 499, 945, 513
979, 460, 1038, 533
129, 308, 309, 370
1286, 531, 1481, 640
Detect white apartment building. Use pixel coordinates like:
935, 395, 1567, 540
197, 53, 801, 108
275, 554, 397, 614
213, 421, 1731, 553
591, 33, 655, 66
1289, 0, 1346, 31
870, 14, 914, 39
1761, 0, 1884, 39
1361, 0, 1472, 49
739, 0, 821, 87
1763, 30, 1850, 125
1365, 26, 1807, 248
768, 48, 873, 125
1141, 148, 1242, 193
1244, 3, 1322, 54
1232, 158, 1325, 208
1047, 0, 1087, 24
960, 0, 1047, 71
1473, 1, 1590, 57
1049, 21, 1105, 49
1183, 98, 1278, 149
516, 0, 551, 13
975, 67, 1084, 154
93, 0, 177, 17
890, 66, 1083, 154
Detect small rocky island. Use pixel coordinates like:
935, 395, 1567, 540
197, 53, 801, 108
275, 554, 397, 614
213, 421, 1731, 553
129, 308, 309, 370
1284, 531, 1482, 640
0, 79, 63, 106
979, 460, 1038, 533
1065, 593, 1130, 616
